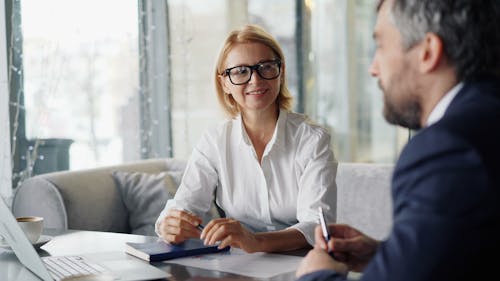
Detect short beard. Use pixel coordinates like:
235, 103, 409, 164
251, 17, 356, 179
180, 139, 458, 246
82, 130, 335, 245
383, 97, 422, 130
380, 81, 422, 130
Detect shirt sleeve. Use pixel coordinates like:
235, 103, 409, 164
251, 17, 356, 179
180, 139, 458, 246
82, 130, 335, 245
291, 127, 337, 245
155, 135, 219, 237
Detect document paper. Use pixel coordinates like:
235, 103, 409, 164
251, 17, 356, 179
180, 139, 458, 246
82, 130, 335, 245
163, 248, 302, 278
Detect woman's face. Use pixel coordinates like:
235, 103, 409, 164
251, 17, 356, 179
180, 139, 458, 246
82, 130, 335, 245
220, 42, 282, 116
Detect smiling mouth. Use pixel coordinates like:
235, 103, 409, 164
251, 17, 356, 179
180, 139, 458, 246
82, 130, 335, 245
246, 89, 267, 95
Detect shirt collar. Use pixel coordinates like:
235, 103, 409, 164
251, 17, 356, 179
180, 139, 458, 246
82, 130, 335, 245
235, 114, 248, 146
236, 109, 288, 148
271, 109, 287, 148
426, 82, 463, 127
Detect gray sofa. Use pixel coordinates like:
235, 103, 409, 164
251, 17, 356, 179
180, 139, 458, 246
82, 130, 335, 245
12, 159, 394, 240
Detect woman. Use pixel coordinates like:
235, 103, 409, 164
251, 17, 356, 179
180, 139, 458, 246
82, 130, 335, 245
156, 24, 337, 253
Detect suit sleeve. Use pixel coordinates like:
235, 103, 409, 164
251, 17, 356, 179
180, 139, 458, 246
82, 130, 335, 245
298, 134, 494, 281
298, 270, 345, 281
357, 138, 492, 281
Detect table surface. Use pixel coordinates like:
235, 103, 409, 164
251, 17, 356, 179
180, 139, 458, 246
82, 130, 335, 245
0, 229, 303, 281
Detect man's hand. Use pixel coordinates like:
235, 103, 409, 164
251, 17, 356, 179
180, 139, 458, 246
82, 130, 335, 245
296, 248, 348, 278
317, 224, 379, 272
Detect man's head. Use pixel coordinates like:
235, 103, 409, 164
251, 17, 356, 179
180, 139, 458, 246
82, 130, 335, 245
371, 0, 500, 129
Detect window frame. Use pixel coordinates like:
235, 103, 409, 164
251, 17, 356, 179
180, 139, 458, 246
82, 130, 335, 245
138, 0, 174, 159
1, 0, 13, 200
5, 0, 175, 190
4, 0, 407, 196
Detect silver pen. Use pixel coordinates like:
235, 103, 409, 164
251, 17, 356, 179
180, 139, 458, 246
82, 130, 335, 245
318, 207, 334, 256
318, 207, 331, 242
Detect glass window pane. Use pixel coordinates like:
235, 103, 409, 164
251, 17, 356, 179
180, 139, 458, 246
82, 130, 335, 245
168, 0, 405, 163
168, 0, 299, 160
309, 0, 406, 162
21, 0, 140, 170
168, 0, 226, 159
14, 0, 405, 181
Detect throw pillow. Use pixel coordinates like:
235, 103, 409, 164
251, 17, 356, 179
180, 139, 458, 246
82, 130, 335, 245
112, 170, 180, 236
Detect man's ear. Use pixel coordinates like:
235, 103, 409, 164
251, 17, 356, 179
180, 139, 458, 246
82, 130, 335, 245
419, 33, 444, 73
218, 75, 231, 94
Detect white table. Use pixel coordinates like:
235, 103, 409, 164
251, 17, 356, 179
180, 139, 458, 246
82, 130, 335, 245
0, 229, 301, 281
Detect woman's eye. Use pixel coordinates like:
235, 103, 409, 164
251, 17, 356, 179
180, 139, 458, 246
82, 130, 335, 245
231, 67, 249, 76
260, 64, 272, 71
238, 67, 249, 74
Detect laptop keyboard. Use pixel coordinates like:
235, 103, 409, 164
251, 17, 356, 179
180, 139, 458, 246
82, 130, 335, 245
42, 255, 108, 281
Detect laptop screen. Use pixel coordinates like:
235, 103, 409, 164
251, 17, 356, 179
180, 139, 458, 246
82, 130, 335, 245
0, 197, 53, 281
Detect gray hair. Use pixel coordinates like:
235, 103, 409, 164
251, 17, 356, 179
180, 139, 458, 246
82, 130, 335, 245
382, 0, 500, 81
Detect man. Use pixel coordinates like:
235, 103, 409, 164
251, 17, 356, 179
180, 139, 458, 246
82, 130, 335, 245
296, 0, 500, 280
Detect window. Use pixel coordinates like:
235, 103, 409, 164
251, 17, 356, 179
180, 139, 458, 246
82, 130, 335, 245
0, 0, 10, 200
8, 0, 143, 187
307, 0, 408, 162
22, 0, 140, 169
168, 0, 300, 159
167, 0, 407, 162
4, 0, 407, 197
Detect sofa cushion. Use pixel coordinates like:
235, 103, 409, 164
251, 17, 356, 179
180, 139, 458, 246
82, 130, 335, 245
12, 177, 68, 230
112, 171, 180, 236
336, 163, 393, 240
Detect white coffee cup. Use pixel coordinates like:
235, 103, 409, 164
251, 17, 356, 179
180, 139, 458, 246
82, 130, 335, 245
16, 216, 44, 244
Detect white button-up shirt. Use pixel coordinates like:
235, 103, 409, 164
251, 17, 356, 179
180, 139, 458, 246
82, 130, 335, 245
156, 109, 337, 245
426, 82, 463, 127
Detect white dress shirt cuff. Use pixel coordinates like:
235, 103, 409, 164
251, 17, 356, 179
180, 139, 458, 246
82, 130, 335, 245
289, 221, 317, 245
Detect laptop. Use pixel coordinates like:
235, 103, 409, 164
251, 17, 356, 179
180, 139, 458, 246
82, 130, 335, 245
0, 198, 169, 281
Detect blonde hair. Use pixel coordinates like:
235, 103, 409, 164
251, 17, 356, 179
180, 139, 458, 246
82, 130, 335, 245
214, 24, 293, 118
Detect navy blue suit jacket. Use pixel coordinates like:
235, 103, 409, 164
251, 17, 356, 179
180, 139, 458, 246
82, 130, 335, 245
299, 80, 500, 281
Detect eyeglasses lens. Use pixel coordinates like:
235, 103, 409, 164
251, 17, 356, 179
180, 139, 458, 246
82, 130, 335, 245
227, 61, 280, 85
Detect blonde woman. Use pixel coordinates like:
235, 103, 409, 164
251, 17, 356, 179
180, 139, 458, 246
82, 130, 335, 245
156, 24, 337, 253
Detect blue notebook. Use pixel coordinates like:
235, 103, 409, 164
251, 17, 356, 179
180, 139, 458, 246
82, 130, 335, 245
125, 239, 230, 262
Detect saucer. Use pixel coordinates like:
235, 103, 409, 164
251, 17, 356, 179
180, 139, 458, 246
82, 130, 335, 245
34, 235, 53, 248
0, 235, 52, 250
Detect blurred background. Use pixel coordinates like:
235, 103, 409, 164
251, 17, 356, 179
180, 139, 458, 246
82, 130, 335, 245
1, 0, 409, 200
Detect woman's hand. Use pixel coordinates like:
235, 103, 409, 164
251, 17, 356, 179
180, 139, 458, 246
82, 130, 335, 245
158, 209, 202, 244
201, 218, 260, 253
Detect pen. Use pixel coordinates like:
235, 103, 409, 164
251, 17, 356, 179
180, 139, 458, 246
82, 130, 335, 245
196, 224, 205, 231
178, 208, 204, 232
318, 207, 331, 241
318, 207, 334, 256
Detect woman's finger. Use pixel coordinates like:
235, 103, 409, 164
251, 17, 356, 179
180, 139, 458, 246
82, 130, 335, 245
201, 218, 232, 241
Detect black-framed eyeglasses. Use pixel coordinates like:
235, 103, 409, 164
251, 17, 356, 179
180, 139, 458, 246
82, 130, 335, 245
222, 59, 281, 85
